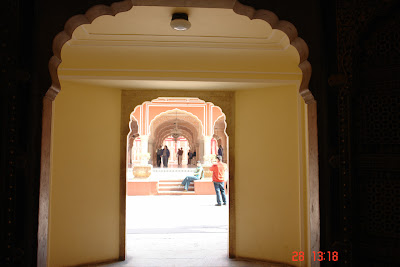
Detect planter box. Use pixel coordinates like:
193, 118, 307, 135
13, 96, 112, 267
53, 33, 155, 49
132, 165, 152, 178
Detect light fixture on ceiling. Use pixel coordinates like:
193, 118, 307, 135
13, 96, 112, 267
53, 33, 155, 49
171, 111, 182, 142
170, 13, 191, 31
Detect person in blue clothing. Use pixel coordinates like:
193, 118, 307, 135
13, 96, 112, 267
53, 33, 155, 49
218, 145, 223, 158
181, 161, 204, 191
162, 145, 170, 167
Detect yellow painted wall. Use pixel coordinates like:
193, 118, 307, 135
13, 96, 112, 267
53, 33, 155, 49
48, 80, 121, 266
235, 86, 306, 266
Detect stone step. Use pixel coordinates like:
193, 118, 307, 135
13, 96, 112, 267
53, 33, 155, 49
157, 177, 196, 195
153, 174, 192, 180
158, 186, 194, 191
159, 182, 183, 186
152, 168, 196, 173
157, 191, 196, 195
159, 180, 184, 183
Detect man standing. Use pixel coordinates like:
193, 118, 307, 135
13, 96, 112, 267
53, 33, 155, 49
187, 150, 192, 165
177, 148, 183, 166
156, 146, 163, 167
209, 155, 227, 206
162, 145, 170, 168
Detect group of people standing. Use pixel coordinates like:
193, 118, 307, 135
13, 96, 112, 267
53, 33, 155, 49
156, 146, 200, 167
176, 148, 197, 166
156, 145, 170, 167
155, 144, 223, 168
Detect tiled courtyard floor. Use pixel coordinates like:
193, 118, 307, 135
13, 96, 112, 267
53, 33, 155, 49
101, 195, 290, 267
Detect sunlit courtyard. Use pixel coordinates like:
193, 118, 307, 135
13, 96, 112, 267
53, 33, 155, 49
102, 195, 289, 267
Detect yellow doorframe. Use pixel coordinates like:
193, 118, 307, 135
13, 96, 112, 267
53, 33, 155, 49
38, 1, 319, 266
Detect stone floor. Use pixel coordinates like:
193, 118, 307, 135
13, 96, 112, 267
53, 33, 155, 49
100, 196, 291, 267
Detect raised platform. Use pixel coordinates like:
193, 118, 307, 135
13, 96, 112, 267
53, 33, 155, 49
127, 180, 158, 196
127, 167, 228, 196
127, 178, 217, 196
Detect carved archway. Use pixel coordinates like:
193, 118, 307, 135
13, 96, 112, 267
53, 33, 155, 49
154, 122, 197, 150
144, 108, 204, 165
152, 121, 198, 165
39, 1, 319, 266
47, 0, 312, 102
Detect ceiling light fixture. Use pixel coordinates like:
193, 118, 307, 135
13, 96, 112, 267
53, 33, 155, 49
171, 110, 182, 142
170, 13, 191, 31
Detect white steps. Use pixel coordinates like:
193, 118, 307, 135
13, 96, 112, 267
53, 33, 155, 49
158, 179, 195, 195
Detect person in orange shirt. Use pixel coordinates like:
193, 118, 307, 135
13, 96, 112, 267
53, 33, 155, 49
209, 155, 227, 206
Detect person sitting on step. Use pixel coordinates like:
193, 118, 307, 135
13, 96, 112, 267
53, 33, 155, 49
181, 161, 204, 191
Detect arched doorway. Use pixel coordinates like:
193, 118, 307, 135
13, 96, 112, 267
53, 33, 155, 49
39, 1, 319, 266
126, 98, 229, 194
127, 99, 228, 169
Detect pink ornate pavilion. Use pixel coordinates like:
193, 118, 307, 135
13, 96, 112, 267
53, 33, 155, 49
127, 97, 228, 168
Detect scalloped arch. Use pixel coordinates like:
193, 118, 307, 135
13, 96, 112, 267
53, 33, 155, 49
153, 122, 197, 146
156, 127, 195, 148
48, 0, 314, 103
149, 108, 204, 137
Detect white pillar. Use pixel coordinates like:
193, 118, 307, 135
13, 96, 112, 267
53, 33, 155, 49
203, 135, 212, 156
141, 135, 149, 153
201, 140, 204, 163
148, 141, 153, 164
140, 135, 149, 164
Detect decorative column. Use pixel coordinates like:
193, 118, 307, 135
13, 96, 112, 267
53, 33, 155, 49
203, 135, 213, 161
198, 139, 204, 162
195, 142, 200, 163
140, 135, 149, 164
148, 140, 153, 164
132, 134, 152, 178
201, 136, 213, 179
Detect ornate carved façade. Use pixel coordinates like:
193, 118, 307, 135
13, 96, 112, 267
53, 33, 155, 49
336, 0, 400, 264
